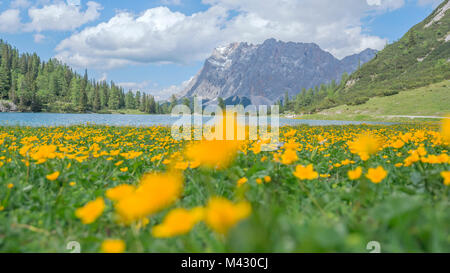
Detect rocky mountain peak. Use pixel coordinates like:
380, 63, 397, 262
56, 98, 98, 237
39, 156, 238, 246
182, 39, 377, 105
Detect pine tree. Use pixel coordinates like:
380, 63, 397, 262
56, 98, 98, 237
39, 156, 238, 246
79, 69, 88, 112
92, 85, 101, 112
125, 90, 135, 109
135, 91, 141, 110
70, 77, 80, 107
169, 94, 177, 112
109, 84, 121, 110
148, 95, 156, 114
0, 44, 11, 99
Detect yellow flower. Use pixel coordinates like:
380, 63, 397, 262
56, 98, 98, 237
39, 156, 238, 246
391, 139, 404, 149
152, 207, 204, 238
441, 171, 450, 186
75, 197, 105, 224
114, 161, 123, 166
185, 140, 239, 169
0, 206, 4, 211
189, 160, 201, 169
441, 116, 450, 144
255, 178, 263, 184
293, 164, 318, 180
120, 167, 128, 172
115, 172, 183, 224
284, 129, 297, 138
204, 197, 251, 235
106, 184, 135, 202
347, 134, 381, 161
348, 167, 363, 180
7, 183, 14, 189
250, 142, 262, 154
237, 177, 248, 187
46, 171, 60, 181
281, 149, 298, 165
366, 166, 387, 184
69, 182, 76, 187
174, 161, 189, 170
101, 239, 125, 253
30, 144, 57, 163
264, 176, 271, 183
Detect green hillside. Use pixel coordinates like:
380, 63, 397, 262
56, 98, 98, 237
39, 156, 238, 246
283, 0, 450, 114
300, 80, 450, 122
337, 0, 450, 104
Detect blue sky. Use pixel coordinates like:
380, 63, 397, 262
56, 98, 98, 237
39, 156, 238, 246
0, 0, 443, 100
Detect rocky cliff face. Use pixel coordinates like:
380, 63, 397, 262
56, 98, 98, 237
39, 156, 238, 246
0, 101, 18, 112
181, 38, 377, 105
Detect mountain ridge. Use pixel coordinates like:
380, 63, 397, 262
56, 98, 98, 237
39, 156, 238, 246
181, 38, 377, 105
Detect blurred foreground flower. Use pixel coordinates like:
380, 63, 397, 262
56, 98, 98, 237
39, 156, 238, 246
75, 197, 105, 224
205, 197, 251, 235
185, 140, 240, 169
441, 116, 450, 144
106, 184, 135, 202
152, 207, 204, 238
46, 171, 60, 181
115, 172, 183, 224
441, 171, 450, 186
366, 166, 387, 184
347, 134, 382, 161
293, 164, 319, 180
101, 239, 125, 253
348, 167, 363, 180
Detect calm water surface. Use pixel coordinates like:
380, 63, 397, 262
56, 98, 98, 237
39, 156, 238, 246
0, 113, 394, 127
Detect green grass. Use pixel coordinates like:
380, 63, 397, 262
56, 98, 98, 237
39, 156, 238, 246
107, 109, 149, 115
300, 81, 450, 122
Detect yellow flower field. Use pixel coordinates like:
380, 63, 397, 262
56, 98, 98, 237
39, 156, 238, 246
0, 121, 449, 252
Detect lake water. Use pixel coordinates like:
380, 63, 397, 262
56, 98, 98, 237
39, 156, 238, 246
0, 113, 394, 127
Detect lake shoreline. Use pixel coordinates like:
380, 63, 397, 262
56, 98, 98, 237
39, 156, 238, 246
0, 112, 397, 127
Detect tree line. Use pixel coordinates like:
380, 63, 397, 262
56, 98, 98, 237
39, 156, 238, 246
0, 40, 172, 114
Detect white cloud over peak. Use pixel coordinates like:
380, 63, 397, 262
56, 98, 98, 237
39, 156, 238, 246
55, 0, 415, 69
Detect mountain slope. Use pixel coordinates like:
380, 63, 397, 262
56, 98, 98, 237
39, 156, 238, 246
182, 38, 377, 105
336, 0, 450, 104
302, 80, 450, 121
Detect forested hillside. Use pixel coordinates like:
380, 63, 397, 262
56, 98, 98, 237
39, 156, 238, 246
282, 0, 450, 114
0, 40, 168, 114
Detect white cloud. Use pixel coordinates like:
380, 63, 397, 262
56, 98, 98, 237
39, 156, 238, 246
365, 0, 405, 11
149, 77, 193, 101
55, 0, 408, 69
0, 9, 21, 33
118, 80, 152, 91
99, 72, 107, 81
161, 0, 182, 5
417, 0, 444, 7
10, 0, 31, 9
55, 6, 228, 68
67, 0, 81, 6
34, 33, 45, 43
25, 1, 102, 32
